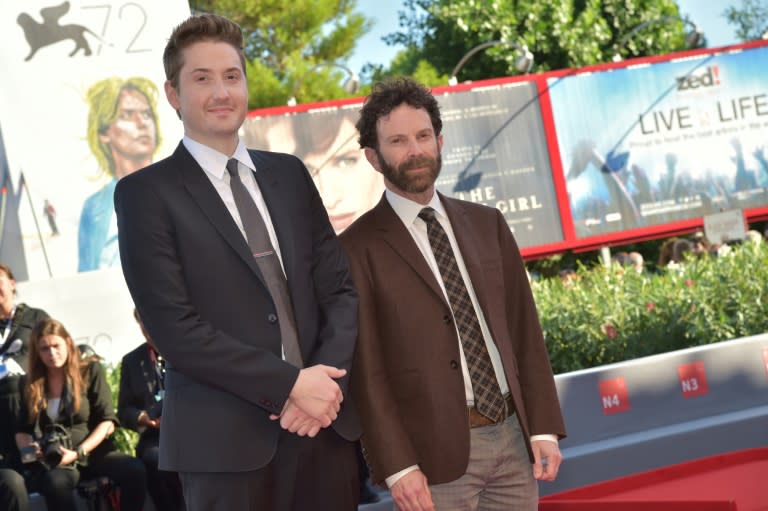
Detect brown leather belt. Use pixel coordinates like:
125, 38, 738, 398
467, 394, 514, 428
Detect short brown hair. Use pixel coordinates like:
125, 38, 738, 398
356, 77, 442, 150
163, 13, 246, 90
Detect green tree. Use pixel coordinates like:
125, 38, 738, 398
724, 0, 768, 41
189, 0, 372, 108
376, 0, 697, 87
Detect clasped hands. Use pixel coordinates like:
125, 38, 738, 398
269, 364, 346, 437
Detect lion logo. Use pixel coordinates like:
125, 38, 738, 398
17, 1, 101, 62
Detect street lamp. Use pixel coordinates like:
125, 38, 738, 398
287, 62, 360, 106
612, 16, 704, 62
448, 40, 534, 86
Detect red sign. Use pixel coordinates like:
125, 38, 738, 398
598, 377, 631, 415
677, 361, 709, 398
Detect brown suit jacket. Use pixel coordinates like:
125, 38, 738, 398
340, 192, 565, 485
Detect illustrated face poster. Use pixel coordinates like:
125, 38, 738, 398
0, 0, 189, 280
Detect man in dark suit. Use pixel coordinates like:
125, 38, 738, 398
340, 77, 566, 511
118, 309, 184, 510
114, 14, 360, 511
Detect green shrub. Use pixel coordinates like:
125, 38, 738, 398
531, 241, 768, 374
105, 362, 139, 455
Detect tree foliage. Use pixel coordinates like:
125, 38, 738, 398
188, 0, 372, 108
376, 0, 698, 87
723, 0, 768, 41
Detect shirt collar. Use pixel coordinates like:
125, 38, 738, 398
385, 188, 446, 227
182, 136, 254, 179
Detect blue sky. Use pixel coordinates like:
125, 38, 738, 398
347, 0, 742, 75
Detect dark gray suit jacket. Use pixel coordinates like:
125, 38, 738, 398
115, 142, 359, 472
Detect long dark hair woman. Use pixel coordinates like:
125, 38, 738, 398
14, 319, 146, 511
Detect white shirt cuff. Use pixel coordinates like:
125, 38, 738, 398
385, 465, 420, 488
530, 434, 558, 444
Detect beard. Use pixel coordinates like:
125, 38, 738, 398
375, 148, 442, 194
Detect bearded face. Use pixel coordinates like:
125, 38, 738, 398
374, 148, 442, 194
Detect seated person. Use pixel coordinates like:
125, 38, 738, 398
118, 309, 184, 510
14, 318, 146, 511
0, 262, 49, 511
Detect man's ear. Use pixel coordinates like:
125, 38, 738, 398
364, 147, 383, 174
165, 80, 180, 112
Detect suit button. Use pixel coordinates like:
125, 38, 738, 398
267, 313, 278, 324
450, 360, 459, 369
443, 315, 451, 324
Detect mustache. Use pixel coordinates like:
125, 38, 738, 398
399, 155, 436, 171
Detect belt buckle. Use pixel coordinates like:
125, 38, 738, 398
468, 395, 513, 428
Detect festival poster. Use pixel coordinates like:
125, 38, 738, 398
0, 0, 189, 281
548, 44, 768, 238
242, 103, 386, 235
436, 82, 563, 247
244, 80, 564, 248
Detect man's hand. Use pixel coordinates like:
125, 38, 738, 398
138, 411, 160, 429
532, 439, 562, 481
390, 470, 434, 511
288, 364, 346, 427
269, 399, 323, 437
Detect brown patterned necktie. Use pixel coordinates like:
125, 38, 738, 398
226, 158, 303, 367
418, 207, 505, 421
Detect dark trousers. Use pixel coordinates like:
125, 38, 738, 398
137, 435, 185, 510
180, 427, 359, 511
0, 468, 29, 511
24, 451, 146, 511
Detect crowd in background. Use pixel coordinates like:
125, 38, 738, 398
0, 263, 182, 511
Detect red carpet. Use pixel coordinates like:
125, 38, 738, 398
540, 448, 768, 511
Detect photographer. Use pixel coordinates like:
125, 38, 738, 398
14, 318, 145, 511
0, 263, 49, 511
118, 309, 184, 510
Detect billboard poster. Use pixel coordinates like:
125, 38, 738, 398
244, 80, 564, 248
548, 45, 768, 238
0, 0, 189, 280
242, 103, 385, 234
435, 82, 563, 247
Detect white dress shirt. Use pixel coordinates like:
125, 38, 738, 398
182, 136, 285, 274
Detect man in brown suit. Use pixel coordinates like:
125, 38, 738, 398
340, 77, 566, 511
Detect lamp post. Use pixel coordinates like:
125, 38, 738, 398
287, 62, 360, 106
448, 40, 534, 86
612, 16, 704, 62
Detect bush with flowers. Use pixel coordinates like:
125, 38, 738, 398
531, 239, 768, 374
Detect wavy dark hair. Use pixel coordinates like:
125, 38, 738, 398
356, 76, 442, 150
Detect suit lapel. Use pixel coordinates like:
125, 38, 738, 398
175, 143, 267, 288
371, 196, 447, 305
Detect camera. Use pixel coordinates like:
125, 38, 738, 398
39, 424, 72, 468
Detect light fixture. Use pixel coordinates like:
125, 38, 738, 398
448, 40, 534, 86
612, 16, 704, 62
287, 62, 359, 106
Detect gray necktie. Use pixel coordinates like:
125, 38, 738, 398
226, 158, 303, 367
